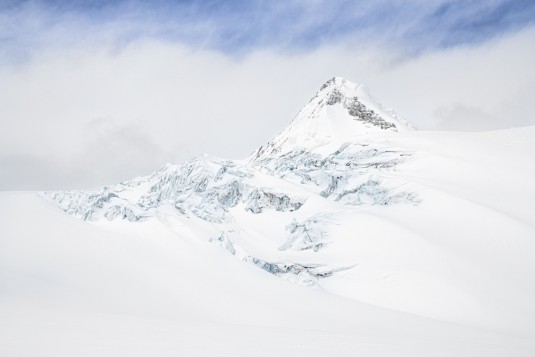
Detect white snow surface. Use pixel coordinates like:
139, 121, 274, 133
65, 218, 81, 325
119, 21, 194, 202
1, 79, 535, 356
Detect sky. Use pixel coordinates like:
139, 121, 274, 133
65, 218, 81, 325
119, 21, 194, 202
1, 0, 534, 190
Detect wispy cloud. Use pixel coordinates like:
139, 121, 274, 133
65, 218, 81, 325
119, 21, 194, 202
1, 0, 533, 62
411, 0, 535, 48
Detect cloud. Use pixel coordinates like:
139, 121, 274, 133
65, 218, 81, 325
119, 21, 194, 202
76, 119, 175, 186
369, 26, 535, 131
0, 1, 534, 190
0, 153, 69, 191
1, 0, 533, 62
407, 0, 535, 49
0, 120, 175, 190
433, 104, 498, 131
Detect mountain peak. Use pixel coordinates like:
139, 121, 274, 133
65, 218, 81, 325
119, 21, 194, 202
318, 77, 377, 99
252, 77, 415, 159
320, 76, 358, 91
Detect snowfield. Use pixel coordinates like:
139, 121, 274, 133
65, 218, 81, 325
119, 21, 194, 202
1, 78, 535, 356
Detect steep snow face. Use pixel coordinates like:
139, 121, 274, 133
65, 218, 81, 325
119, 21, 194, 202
251, 77, 415, 160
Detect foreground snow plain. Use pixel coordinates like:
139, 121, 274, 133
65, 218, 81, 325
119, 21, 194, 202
1, 79, 535, 356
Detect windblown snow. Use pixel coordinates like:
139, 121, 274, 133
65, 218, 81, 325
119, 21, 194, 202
1, 77, 535, 356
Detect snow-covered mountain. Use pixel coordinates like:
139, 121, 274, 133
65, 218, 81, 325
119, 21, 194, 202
2, 78, 535, 356
44, 77, 420, 284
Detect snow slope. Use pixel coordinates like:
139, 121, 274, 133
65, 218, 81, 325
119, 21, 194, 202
1, 78, 535, 356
